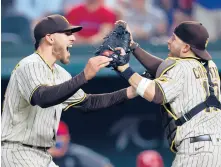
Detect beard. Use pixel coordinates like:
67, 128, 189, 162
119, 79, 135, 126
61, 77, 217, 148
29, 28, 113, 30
168, 48, 181, 58
52, 42, 69, 64
60, 57, 70, 64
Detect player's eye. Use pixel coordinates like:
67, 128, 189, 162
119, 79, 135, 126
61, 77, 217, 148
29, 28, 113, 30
64, 31, 73, 36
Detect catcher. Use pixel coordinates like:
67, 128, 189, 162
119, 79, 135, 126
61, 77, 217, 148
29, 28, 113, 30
98, 21, 221, 167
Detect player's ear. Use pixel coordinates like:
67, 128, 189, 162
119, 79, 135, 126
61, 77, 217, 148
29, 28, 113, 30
45, 34, 54, 45
182, 44, 191, 53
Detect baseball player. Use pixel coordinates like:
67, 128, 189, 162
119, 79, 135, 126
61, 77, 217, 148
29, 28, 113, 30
1, 14, 137, 167
114, 21, 221, 167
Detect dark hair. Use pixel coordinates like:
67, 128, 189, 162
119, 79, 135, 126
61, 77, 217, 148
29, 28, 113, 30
34, 39, 42, 50
34, 41, 39, 50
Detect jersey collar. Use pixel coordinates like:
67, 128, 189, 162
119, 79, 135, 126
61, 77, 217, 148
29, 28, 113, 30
35, 51, 54, 72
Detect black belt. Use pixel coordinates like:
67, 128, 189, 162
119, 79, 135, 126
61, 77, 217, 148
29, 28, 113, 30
190, 135, 212, 143
22, 143, 50, 152
2, 141, 50, 152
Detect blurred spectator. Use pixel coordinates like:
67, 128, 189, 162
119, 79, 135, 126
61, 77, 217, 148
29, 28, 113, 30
105, 0, 155, 11
63, 0, 84, 13
65, 0, 117, 45
157, 0, 194, 35
13, 0, 64, 21
117, 0, 167, 41
155, 0, 174, 29
12, 0, 65, 32
48, 121, 70, 158
193, 0, 221, 41
104, 0, 141, 20
170, 0, 193, 35
2, 0, 13, 17
136, 150, 164, 167
49, 121, 114, 167
4, 0, 67, 43
2, 0, 65, 44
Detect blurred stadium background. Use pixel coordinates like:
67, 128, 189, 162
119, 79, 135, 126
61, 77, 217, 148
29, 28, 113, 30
1, 0, 221, 167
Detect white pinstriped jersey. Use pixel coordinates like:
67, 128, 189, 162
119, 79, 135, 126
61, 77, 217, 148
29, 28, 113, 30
155, 58, 221, 145
1, 53, 86, 147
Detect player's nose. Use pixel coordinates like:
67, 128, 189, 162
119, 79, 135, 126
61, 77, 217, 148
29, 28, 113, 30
167, 36, 172, 44
70, 33, 76, 41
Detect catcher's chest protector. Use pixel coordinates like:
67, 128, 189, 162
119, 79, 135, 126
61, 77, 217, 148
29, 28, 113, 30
155, 58, 178, 153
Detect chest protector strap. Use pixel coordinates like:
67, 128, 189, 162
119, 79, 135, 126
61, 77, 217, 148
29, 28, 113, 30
175, 61, 221, 126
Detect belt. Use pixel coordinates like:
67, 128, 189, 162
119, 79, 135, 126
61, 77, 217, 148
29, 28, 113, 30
2, 141, 50, 152
22, 143, 50, 152
190, 135, 212, 143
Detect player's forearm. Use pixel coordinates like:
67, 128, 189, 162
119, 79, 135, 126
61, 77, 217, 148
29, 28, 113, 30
131, 42, 163, 75
128, 73, 156, 102
75, 88, 129, 111
118, 66, 163, 104
31, 71, 87, 108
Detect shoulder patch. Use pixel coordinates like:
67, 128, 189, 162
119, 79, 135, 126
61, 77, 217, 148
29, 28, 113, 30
155, 58, 178, 78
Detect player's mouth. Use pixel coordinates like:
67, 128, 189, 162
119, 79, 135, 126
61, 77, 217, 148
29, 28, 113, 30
66, 44, 73, 54
168, 44, 170, 50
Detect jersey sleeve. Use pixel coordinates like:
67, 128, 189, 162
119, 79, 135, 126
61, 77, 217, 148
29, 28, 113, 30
60, 69, 87, 111
15, 62, 49, 104
154, 64, 185, 104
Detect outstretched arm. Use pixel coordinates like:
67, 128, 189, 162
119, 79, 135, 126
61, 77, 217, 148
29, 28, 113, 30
114, 48, 184, 105
117, 64, 162, 103
72, 86, 137, 112
30, 56, 112, 108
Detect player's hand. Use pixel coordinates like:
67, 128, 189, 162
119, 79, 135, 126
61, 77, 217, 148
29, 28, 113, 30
115, 20, 134, 46
84, 56, 113, 80
114, 47, 130, 72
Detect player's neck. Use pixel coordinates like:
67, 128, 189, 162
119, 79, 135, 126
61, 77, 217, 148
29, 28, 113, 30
180, 51, 198, 59
36, 47, 56, 69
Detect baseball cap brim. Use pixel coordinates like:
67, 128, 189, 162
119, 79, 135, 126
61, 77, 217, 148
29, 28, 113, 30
191, 47, 212, 61
63, 25, 82, 33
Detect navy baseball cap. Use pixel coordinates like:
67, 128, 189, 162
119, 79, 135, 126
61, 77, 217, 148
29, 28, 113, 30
174, 21, 211, 60
34, 14, 82, 42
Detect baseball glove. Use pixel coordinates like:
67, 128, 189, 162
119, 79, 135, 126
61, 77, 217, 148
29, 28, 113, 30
95, 23, 132, 69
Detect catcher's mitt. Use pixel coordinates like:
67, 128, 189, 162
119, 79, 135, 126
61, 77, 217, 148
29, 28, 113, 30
95, 23, 131, 69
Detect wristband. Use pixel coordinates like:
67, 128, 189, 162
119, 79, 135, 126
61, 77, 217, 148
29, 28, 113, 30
120, 67, 135, 80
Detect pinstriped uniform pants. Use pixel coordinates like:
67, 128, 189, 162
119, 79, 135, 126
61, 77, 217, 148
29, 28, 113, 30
1, 142, 58, 167
172, 135, 221, 167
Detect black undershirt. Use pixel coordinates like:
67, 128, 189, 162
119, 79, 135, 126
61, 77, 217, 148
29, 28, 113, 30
73, 89, 128, 112
31, 71, 128, 110
31, 71, 87, 108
